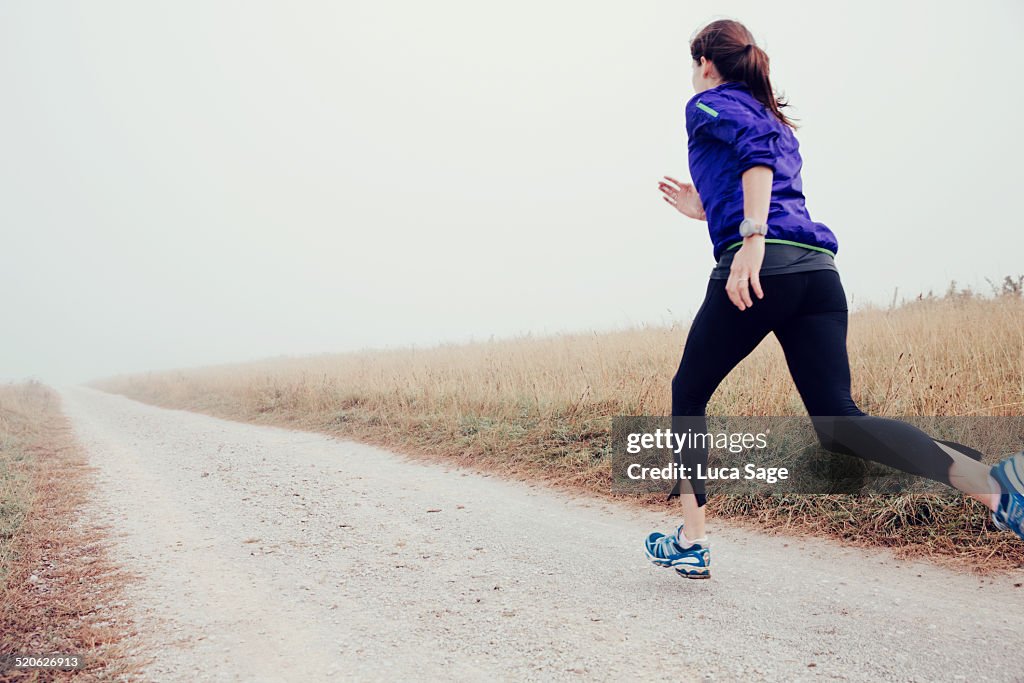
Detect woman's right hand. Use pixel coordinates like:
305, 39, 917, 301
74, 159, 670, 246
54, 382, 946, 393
659, 176, 706, 220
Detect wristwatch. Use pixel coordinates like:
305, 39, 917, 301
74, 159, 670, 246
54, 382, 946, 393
738, 218, 768, 237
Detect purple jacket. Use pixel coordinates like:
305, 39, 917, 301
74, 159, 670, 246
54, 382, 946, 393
685, 81, 839, 261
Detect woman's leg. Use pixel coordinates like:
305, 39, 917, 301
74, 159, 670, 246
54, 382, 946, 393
772, 270, 999, 509
939, 442, 999, 508
671, 275, 803, 538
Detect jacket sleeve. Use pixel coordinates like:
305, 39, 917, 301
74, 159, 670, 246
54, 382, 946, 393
686, 93, 780, 174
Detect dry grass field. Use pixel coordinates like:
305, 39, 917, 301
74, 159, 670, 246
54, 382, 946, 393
92, 278, 1024, 570
0, 381, 143, 682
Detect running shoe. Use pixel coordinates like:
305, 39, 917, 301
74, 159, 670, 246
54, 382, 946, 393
989, 451, 1024, 541
644, 524, 711, 579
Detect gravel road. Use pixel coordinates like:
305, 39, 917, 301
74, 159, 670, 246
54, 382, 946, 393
57, 385, 1023, 682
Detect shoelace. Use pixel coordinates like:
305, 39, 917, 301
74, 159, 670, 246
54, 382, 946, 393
655, 533, 683, 558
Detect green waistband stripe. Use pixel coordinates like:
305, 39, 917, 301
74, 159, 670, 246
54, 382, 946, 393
696, 101, 719, 117
725, 238, 836, 257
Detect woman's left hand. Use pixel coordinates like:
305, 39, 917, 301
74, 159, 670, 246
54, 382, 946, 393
726, 236, 765, 311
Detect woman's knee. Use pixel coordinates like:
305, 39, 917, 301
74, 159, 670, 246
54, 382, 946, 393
804, 392, 867, 419
671, 371, 711, 415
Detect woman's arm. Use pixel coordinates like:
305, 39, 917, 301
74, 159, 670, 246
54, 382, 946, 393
741, 166, 772, 226
725, 165, 773, 311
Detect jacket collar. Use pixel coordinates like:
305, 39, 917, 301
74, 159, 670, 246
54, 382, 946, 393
707, 80, 746, 93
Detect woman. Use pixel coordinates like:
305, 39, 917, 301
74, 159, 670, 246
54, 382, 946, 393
644, 18, 1024, 579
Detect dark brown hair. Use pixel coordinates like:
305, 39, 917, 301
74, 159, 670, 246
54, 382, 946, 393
690, 19, 798, 130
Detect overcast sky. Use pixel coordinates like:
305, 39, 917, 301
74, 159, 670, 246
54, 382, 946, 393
2, 1, 1022, 385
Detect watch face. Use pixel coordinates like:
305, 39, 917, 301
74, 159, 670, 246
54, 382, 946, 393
739, 219, 765, 236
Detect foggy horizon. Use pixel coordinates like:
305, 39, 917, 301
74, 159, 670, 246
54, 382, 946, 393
3, 1, 1022, 385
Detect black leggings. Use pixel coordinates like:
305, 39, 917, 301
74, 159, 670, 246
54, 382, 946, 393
670, 269, 980, 506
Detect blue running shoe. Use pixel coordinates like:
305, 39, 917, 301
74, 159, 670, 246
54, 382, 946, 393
990, 451, 1024, 541
644, 524, 710, 579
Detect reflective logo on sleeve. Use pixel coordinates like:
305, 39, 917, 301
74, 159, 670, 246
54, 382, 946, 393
696, 101, 719, 117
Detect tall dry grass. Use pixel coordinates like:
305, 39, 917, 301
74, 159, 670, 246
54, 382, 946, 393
92, 278, 1024, 571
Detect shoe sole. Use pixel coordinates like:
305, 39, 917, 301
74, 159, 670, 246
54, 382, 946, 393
675, 567, 711, 579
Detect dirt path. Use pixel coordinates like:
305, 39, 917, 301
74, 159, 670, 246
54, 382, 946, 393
57, 385, 1023, 682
